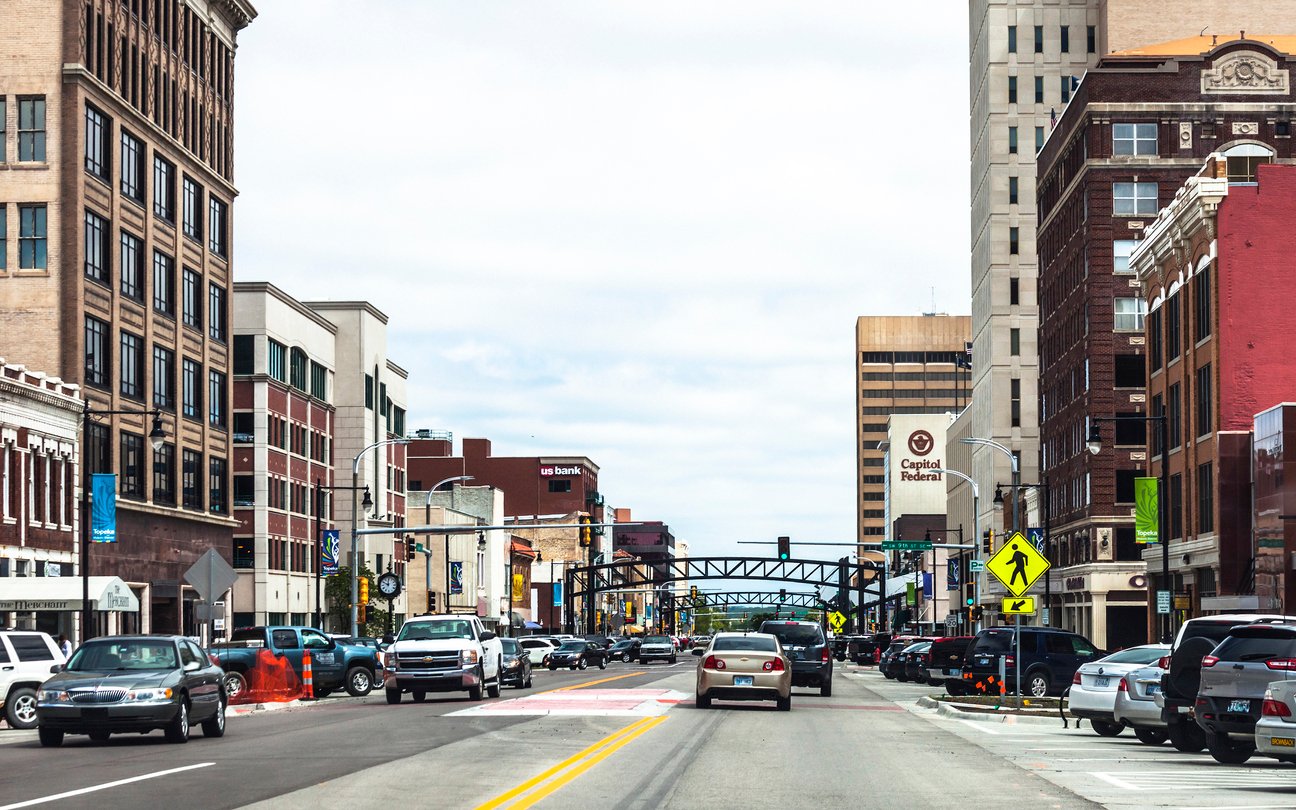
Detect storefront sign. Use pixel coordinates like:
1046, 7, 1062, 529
1135, 477, 1159, 543
539, 465, 583, 477
91, 473, 117, 543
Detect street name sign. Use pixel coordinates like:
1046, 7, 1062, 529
1002, 596, 1036, 615
882, 541, 933, 551
985, 531, 1051, 598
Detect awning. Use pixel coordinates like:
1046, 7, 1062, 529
0, 576, 141, 612
524, 621, 542, 629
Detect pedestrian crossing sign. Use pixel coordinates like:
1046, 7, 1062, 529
828, 611, 846, 633
985, 531, 1051, 598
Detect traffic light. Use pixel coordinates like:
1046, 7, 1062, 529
965, 594, 975, 607
358, 575, 369, 605
690, 585, 698, 601
358, 605, 366, 625
406, 541, 417, 563
778, 588, 787, 602
427, 592, 437, 613
777, 536, 791, 560
579, 514, 592, 548
982, 528, 994, 555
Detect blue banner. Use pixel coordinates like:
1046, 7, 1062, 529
449, 561, 463, 595
91, 474, 117, 543
1028, 527, 1045, 552
320, 530, 340, 575
552, 580, 563, 606
922, 572, 933, 600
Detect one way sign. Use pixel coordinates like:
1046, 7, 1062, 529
1001, 596, 1036, 616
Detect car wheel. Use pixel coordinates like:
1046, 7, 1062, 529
578, 659, 588, 670
669, 657, 677, 665
412, 690, 426, 703
548, 665, 557, 671
1206, 730, 1255, 764
1090, 719, 1124, 737
164, 699, 190, 744
946, 680, 971, 697
524, 673, 533, 689
622, 653, 631, 662
222, 671, 248, 702
88, 730, 111, 743
201, 696, 226, 738
1134, 727, 1168, 745
38, 727, 63, 747
487, 668, 502, 699
345, 666, 373, 697
896, 674, 909, 682
1025, 671, 1050, 698
4, 687, 39, 730
599, 660, 607, 670
776, 695, 791, 712
469, 682, 484, 701
386, 687, 402, 705
820, 679, 833, 698
883, 670, 895, 680
696, 692, 711, 709
1167, 717, 1207, 752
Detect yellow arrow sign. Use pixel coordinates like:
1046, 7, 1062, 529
828, 611, 846, 633
1001, 596, 1036, 615
985, 531, 1051, 597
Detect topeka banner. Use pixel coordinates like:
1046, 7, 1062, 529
1135, 477, 1159, 543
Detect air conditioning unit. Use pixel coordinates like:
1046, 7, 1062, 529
1096, 527, 1113, 561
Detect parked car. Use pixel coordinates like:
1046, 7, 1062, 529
1158, 613, 1296, 753
36, 635, 225, 747
211, 626, 379, 700
962, 626, 1102, 697
1255, 680, 1296, 763
902, 641, 935, 684
1067, 644, 1169, 737
1113, 663, 1169, 744
694, 632, 791, 711
519, 637, 559, 666
890, 641, 927, 682
758, 620, 833, 696
383, 614, 504, 704
879, 637, 921, 678
499, 638, 533, 689
925, 636, 976, 695
547, 640, 608, 671
0, 630, 65, 730
638, 634, 677, 665
851, 633, 890, 665
1195, 623, 1296, 764
607, 639, 641, 662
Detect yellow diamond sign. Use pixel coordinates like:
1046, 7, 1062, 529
985, 531, 1051, 598
828, 611, 846, 633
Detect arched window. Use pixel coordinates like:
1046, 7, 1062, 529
289, 347, 308, 391
1223, 143, 1273, 184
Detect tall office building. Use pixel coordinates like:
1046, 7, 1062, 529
855, 315, 972, 545
0, 0, 256, 637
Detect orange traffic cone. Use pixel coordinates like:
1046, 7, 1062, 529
302, 651, 314, 700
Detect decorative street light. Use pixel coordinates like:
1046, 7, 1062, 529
961, 437, 1020, 533
933, 467, 980, 632
350, 438, 411, 637
419, 475, 475, 618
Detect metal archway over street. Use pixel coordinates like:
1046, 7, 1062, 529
565, 557, 880, 599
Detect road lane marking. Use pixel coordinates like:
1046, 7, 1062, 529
474, 716, 659, 810
0, 763, 215, 810
957, 719, 1000, 734
541, 671, 647, 693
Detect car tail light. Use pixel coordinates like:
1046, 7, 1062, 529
1156, 656, 1170, 669
763, 658, 786, 672
822, 646, 831, 663
1118, 677, 1129, 693
1264, 698, 1293, 717
1005, 655, 1015, 667
1201, 655, 1220, 668
704, 655, 726, 670
1072, 671, 1082, 685
1266, 659, 1296, 671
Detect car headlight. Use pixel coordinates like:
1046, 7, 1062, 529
125, 688, 174, 702
506, 659, 521, 668
461, 649, 480, 665
37, 689, 71, 704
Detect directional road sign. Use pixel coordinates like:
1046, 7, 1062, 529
882, 541, 933, 551
969, 560, 986, 573
985, 531, 1051, 598
1002, 596, 1036, 615
827, 611, 847, 633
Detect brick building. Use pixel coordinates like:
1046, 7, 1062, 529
1037, 36, 1296, 643
0, 0, 256, 637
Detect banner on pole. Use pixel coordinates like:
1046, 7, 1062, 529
552, 581, 563, 606
449, 561, 464, 594
1135, 477, 1159, 543
320, 530, 340, 575
91, 473, 117, 543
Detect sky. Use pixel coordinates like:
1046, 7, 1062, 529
234, 2, 971, 561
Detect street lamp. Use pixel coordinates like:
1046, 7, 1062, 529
961, 437, 1020, 533
350, 438, 412, 637
419, 475, 474, 618
1087, 411, 1171, 642
933, 467, 980, 632
81, 406, 166, 642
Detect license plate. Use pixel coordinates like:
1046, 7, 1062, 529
946, 668, 962, 677
1147, 684, 1162, 695
978, 658, 989, 666
734, 675, 754, 687
1272, 737, 1296, 747
1228, 699, 1251, 713
1094, 677, 1109, 688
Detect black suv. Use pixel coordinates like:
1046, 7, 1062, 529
759, 620, 833, 696
962, 626, 1102, 697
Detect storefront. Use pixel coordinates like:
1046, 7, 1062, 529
0, 576, 142, 637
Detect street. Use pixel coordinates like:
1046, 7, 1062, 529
6, 661, 1296, 809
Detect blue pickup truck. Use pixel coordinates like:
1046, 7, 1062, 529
210, 626, 379, 701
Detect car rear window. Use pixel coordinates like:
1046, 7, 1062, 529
1099, 646, 1166, 665
1215, 631, 1296, 662
762, 624, 825, 646
7, 634, 53, 662
712, 636, 777, 652
1180, 621, 1246, 649
971, 630, 1014, 654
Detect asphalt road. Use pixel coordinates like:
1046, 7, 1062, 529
5, 661, 1296, 809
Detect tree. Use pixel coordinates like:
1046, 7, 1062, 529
325, 565, 375, 633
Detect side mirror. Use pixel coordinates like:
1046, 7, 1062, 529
50, 663, 63, 674
691, 648, 704, 656
382, 633, 395, 645
480, 631, 497, 641
184, 660, 202, 672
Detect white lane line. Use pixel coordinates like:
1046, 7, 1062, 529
0, 762, 214, 810
957, 719, 1000, 734
1091, 772, 1142, 791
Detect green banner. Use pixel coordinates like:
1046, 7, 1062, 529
1135, 477, 1159, 543
906, 581, 916, 605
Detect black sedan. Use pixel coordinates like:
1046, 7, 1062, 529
499, 638, 533, 689
36, 635, 226, 746
547, 640, 608, 671
607, 639, 641, 663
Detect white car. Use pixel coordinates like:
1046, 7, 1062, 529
1112, 663, 1168, 743
1069, 643, 1169, 737
1256, 680, 1296, 762
518, 638, 558, 665
382, 615, 504, 703
1, 630, 66, 729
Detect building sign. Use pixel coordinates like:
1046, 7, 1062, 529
899, 458, 943, 482
320, 530, 340, 575
1135, 477, 1159, 543
614, 530, 668, 551
907, 430, 935, 456
91, 473, 117, 543
539, 465, 583, 477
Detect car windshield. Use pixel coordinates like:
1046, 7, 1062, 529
500, 639, 520, 655
763, 624, 824, 646
1098, 646, 1167, 665
611, 641, 631, 649
905, 642, 931, 653
970, 631, 1014, 654
712, 636, 777, 652
643, 635, 670, 645
558, 641, 587, 652
397, 620, 475, 641
68, 639, 179, 671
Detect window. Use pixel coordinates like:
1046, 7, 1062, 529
1008, 126, 1018, 154
1195, 266, 1212, 341
121, 130, 144, 203
209, 283, 227, 342
86, 423, 110, 476
365, 374, 375, 409
209, 457, 228, 514
310, 361, 328, 400
209, 197, 227, 256
1060, 25, 1070, 53
84, 104, 110, 179
153, 155, 175, 221
1165, 294, 1181, 360
0, 99, 5, 162
1034, 25, 1043, 53
120, 230, 143, 300
1169, 473, 1183, 539
1010, 328, 1020, 356
548, 479, 572, 493
1149, 307, 1163, 372
182, 449, 203, 509
19, 204, 47, 269
1113, 123, 1157, 156
232, 412, 254, 444
1009, 175, 1018, 204
182, 358, 202, 419
233, 475, 255, 508
1035, 126, 1044, 152
1168, 382, 1182, 449
153, 250, 175, 316
84, 316, 109, 389
289, 347, 307, 390
208, 370, 226, 429
84, 210, 109, 284
1198, 462, 1214, 533
1008, 25, 1016, 53
18, 97, 46, 162
1034, 75, 1044, 104
153, 442, 175, 505
182, 267, 201, 328
392, 406, 406, 437
1010, 277, 1020, 305
1114, 354, 1145, 387
1113, 182, 1158, 216
1010, 378, 1021, 427
267, 340, 286, 382
1196, 364, 1212, 436
1113, 297, 1146, 330
1224, 143, 1272, 183
1116, 469, 1137, 503
233, 335, 254, 375
1060, 75, 1071, 103
1112, 239, 1139, 274
1009, 227, 1019, 255
120, 432, 144, 498
182, 176, 202, 240
1008, 76, 1018, 104
1151, 394, 1164, 455
1087, 25, 1096, 54
120, 330, 144, 400
0, 206, 5, 270
233, 538, 254, 569
152, 345, 175, 410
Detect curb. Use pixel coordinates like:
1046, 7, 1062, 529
229, 696, 337, 716
917, 695, 1075, 726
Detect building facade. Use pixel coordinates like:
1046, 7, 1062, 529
0, 0, 256, 638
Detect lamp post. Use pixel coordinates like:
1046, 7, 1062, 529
419, 475, 474, 619
350, 438, 411, 637
933, 468, 979, 632
313, 480, 370, 629
960, 437, 1020, 533
81, 405, 166, 643
1088, 410, 1171, 642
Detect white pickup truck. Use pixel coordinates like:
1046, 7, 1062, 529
382, 614, 503, 704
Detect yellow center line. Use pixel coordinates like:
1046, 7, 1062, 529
473, 716, 657, 810
538, 671, 647, 694
505, 716, 668, 810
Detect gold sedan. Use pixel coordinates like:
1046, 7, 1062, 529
694, 632, 792, 711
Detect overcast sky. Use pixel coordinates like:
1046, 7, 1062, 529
235, 2, 970, 561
